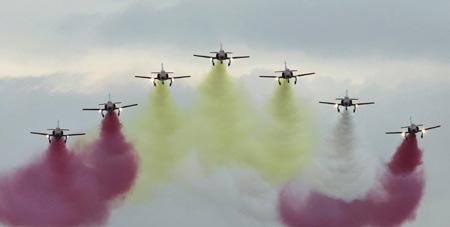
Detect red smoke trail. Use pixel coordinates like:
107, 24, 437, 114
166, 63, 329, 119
0, 112, 138, 227
82, 112, 139, 201
279, 134, 424, 227
0, 139, 108, 227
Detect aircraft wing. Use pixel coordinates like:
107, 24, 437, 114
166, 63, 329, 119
135, 76, 153, 79
385, 131, 404, 134
67, 133, 86, 137
259, 76, 277, 78
424, 125, 441, 131
30, 132, 50, 136
295, 72, 315, 77
356, 102, 375, 106
172, 76, 191, 79
193, 54, 213, 58
83, 108, 103, 111
231, 56, 250, 59
319, 101, 337, 105
120, 104, 138, 109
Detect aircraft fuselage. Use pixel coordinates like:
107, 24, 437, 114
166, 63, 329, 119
157, 72, 170, 80
105, 102, 116, 112
341, 97, 353, 107
50, 128, 67, 142
407, 124, 420, 134
281, 70, 294, 79
215, 51, 228, 61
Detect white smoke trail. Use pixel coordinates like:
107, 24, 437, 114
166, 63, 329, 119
300, 111, 374, 200
107, 152, 282, 227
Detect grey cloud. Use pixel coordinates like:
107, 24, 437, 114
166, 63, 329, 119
55, 0, 450, 60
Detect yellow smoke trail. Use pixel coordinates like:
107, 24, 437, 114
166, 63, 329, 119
126, 84, 188, 196
258, 80, 317, 181
188, 64, 260, 171
189, 65, 316, 182
125, 65, 317, 198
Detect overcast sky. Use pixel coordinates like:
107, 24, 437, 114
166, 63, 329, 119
1, 0, 449, 226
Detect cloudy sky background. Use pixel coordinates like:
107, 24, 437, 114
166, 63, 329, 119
1, 0, 449, 226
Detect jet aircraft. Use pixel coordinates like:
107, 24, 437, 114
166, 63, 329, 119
135, 63, 190, 86
259, 62, 315, 85
30, 121, 85, 143
193, 43, 249, 66
386, 117, 440, 139
83, 94, 138, 117
319, 90, 375, 113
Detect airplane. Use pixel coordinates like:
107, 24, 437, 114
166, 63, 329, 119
134, 63, 191, 87
82, 94, 138, 117
193, 43, 249, 66
259, 62, 315, 85
319, 90, 375, 113
386, 117, 441, 139
30, 121, 85, 143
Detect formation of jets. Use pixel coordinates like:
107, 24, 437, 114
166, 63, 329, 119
32, 94, 138, 143
30, 43, 441, 143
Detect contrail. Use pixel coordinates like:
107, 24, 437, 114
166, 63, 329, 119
279, 134, 424, 227
0, 112, 138, 227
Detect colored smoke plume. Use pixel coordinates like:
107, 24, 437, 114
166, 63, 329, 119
126, 84, 187, 195
259, 81, 316, 182
187, 65, 317, 181
279, 134, 424, 227
0, 112, 138, 227
82, 112, 139, 201
309, 111, 370, 199
189, 64, 261, 172
0, 140, 108, 227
